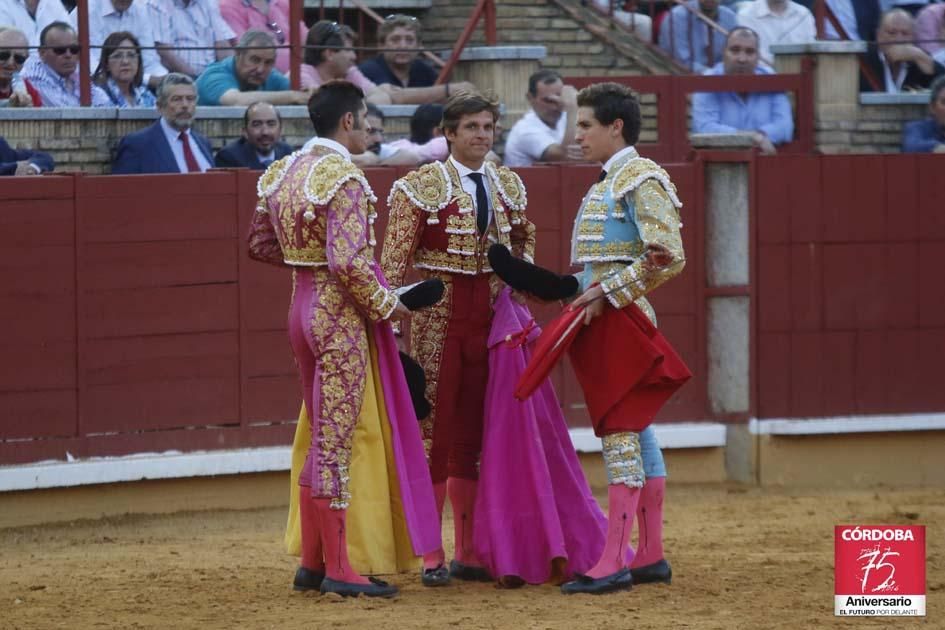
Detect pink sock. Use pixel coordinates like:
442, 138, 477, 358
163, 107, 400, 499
447, 477, 482, 566
314, 499, 370, 585
586, 484, 640, 579
299, 487, 324, 572
631, 476, 665, 568
422, 481, 448, 570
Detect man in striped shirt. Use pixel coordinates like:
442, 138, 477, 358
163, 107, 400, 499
150, 0, 236, 78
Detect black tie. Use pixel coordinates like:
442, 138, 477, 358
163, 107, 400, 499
597, 169, 607, 183
468, 172, 489, 235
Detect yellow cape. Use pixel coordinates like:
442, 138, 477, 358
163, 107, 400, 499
284, 328, 419, 574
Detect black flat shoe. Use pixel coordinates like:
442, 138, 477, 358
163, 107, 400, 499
292, 566, 325, 592
421, 564, 451, 587
320, 576, 398, 598
630, 558, 672, 585
560, 568, 633, 595
449, 559, 492, 582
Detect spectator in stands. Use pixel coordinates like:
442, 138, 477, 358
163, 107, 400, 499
195, 30, 308, 106
589, 0, 653, 41
659, 0, 739, 73
901, 74, 945, 152
21, 22, 111, 107
299, 22, 386, 101
92, 31, 155, 107
881, 1, 933, 17
692, 26, 794, 154
0, 0, 70, 51
112, 73, 213, 173
504, 69, 580, 167
736, 0, 816, 63
71, 0, 168, 90
915, 3, 945, 63
359, 14, 438, 89
0, 27, 40, 106
214, 101, 292, 168
822, 0, 882, 41
862, 8, 945, 92
149, 0, 236, 78
0, 134, 53, 174
353, 102, 449, 167
219, 0, 306, 74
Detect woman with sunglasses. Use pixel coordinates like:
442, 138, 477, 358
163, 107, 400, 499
0, 26, 40, 107
92, 31, 156, 108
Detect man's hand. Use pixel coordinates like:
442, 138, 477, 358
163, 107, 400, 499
570, 284, 605, 326
389, 300, 411, 323
643, 243, 673, 270
8, 91, 33, 107
352, 151, 381, 167
933, 143, 945, 154
14, 161, 40, 176
561, 84, 578, 110
752, 131, 777, 155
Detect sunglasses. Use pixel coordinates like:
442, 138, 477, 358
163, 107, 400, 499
384, 14, 418, 22
265, 21, 286, 45
0, 51, 28, 65
48, 45, 81, 56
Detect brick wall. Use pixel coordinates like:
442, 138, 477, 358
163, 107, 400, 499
816, 102, 927, 154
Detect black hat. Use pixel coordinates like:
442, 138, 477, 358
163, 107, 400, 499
399, 351, 431, 420
398, 278, 446, 311
487, 244, 579, 301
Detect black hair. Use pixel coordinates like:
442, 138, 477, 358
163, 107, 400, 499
576, 82, 641, 146
308, 80, 366, 137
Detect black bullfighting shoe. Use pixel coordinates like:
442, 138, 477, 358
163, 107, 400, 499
399, 351, 432, 420
560, 567, 633, 595
319, 576, 398, 598
630, 558, 672, 585
449, 559, 492, 582
398, 278, 446, 311
292, 566, 325, 591
421, 564, 451, 587
487, 244, 579, 302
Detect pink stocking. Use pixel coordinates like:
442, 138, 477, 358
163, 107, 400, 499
586, 484, 640, 579
447, 477, 482, 566
422, 481, 448, 570
299, 487, 324, 572
631, 476, 665, 568
314, 498, 369, 585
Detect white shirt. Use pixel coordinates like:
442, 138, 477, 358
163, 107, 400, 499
823, 0, 861, 40
448, 154, 492, 225
602, 145, 639, 176
257, 149, 275, 164
0, 0, 70, 51
303, 136, 352, 162
160, 117, 212, 172
879, 51, 909, 92
148, 0, 235, 76
71, 0, 169, 84
503, 109, 567, 167
737, 0, 816, 62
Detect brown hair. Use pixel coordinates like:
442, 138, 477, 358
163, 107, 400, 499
576, 82, 641, 147
92, 31, 144, 89
440, 90, 499, 134
378, 14, 420, 43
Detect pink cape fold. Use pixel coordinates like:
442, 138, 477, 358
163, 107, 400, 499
473, 289, 608, 584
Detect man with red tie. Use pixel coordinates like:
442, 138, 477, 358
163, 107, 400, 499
112, 73, 214, 174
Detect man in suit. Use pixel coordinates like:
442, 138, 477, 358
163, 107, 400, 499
862, 8, 945, 92
112, 73, 214, 174
215, 101, 292, 169
1, 135, 53, 175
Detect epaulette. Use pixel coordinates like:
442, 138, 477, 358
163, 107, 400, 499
303, 152, 377, 206
256, 150, 299, 199
387, 161, 452, 214
486, 162, 527, 212
610, 157, 683, 208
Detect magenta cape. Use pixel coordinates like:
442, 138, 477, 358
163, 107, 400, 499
473, 289, 608, 584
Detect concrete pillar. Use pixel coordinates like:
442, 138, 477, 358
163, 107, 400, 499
771, 41, 867, 125
691, 132, 756, 482
446, 46, 545, 117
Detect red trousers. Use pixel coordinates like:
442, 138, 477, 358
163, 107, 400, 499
428, 274, 492, 483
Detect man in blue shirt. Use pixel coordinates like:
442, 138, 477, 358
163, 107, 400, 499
358, 14, 439, 89
196, 29, 308, 106
658, 0, 738, 73
691, 27, 795, 155
902, 75, 945, 153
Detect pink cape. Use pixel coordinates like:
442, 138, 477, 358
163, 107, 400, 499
473, 289, 608, 584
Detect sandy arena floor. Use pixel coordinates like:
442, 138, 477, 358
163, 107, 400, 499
2, 484, 942, 630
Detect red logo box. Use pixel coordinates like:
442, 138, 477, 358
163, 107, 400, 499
835, 525, 926, 617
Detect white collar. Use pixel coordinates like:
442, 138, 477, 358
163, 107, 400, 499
160, 116, 191, 141
448, 154, 486, 179
304, 136, 352, 162
602, 145, 638, 174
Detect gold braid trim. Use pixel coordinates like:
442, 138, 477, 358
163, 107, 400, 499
387, 162, 452, 222
610, 157, 683, 209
